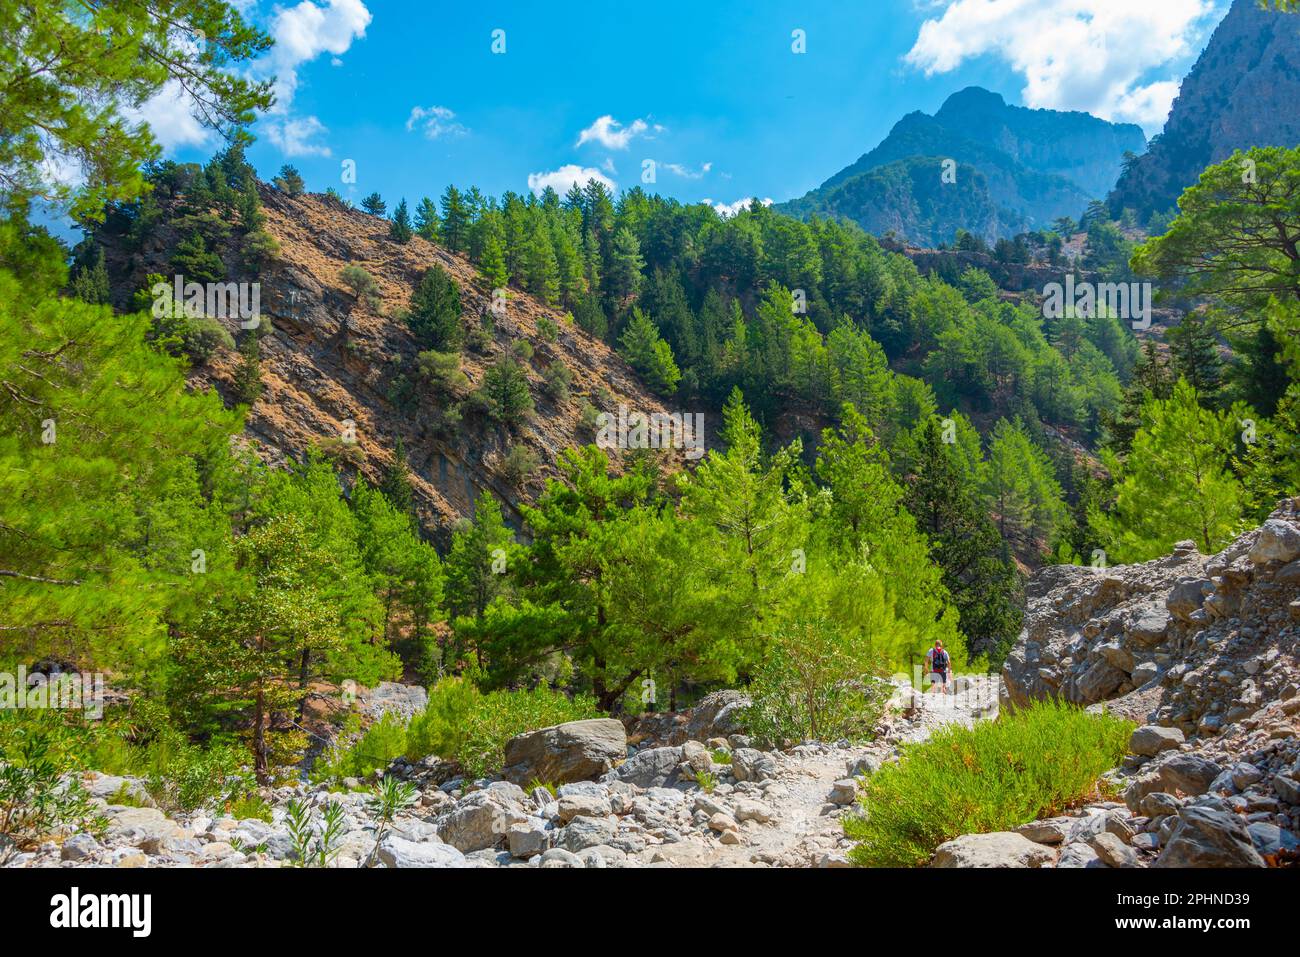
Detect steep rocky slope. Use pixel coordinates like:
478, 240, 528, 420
1109, 0, 1300, 220
951, 498, 1300, 868
104, 187, 686, 536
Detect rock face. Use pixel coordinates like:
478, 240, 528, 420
1002, 498, 1300, 740
982, 499, 1300, 870
1109, 0, 1300, 221
500, 718, 628, 787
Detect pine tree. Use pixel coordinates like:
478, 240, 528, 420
378, 438, 416, 518
679, 388, 810, 671
1092, 379, 1247, 561
273, 164, 305, 196
982, 419, 1068, 557
618, 307, 681, 394
1167, 315, 1224, 404
414, 196, 440, 240
607, 227, 644, 302
407, 265, 463, 351
361, 192, 387, 216
904, 417, 1022, 663
479, 229, 509, 289
232, 331, 263, 406
173, 515, 343, 782
445, 491, 516, 622
479, 356, 534, 427
389, 198, 413, 244
440, 185, 470, 253
522, 218, 559, 305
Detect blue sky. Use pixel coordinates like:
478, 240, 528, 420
146, 0, 1230, 212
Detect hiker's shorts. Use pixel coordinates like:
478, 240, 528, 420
929, 671, 948, 684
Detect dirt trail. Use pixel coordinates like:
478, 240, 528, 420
650, 676, 1001, 867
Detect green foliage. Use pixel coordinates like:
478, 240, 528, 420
407, 265, 463, 350
0, 728, 106, 860
477, 356, 534, 427
273, 165, 305, 197
1132, 146, 1300, 327
743, 607, 890, 748
502, 444, 539, 487
619, 307, 682, 394
0, 0, 273, 222
1092, 379, 1249, 562
844, 701, 1132, 867
416, 349, 470, 394
389, 198, 414, 244
404, 676, 602, 779
340, 265, 382, 311
364, 776, 418, 866
360, 193, 387, 217
312, 712, 409, 784
231, 331, 263, 406
285, 798, 347, 868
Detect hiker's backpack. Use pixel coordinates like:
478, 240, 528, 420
932, 648, 949, 671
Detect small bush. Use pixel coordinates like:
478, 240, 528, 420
405, 676, 602, 779
416, 349, 470, 394
0, 729, 105, 859
536, 316, 559, 342
543, 362, 572, 402
312, 712, 408, 784
340, 265, 382, 311
511, 339, 534, 361
227, 793, 274, 823
501, 444, 539, 486
844, 700, 1133, 867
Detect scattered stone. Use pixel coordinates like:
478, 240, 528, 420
931, 832, 1055, 868
1154, 807, 1267, 868
1129, 725, 1184, 757
1090, 831, 1139, 868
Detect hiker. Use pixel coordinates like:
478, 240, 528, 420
925, 640, 951, 694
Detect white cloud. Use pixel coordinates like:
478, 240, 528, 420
263, 115, 333, 157
576, 115, 662, 150
704, 197, 772, 218
527, 164, 616, 196
904, 0, 1219, 133
255, 0, 372, 156
125, 79, 216, 152
266, 0, 372, 107
663, 161, 713, 180
406, 105, 468, 140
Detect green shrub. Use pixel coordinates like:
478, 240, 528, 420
536, 316, 559, 342
0, 729, 106, 859
844, 700, 1133, 867
741, 613, 890, 749
405, 676, 602, 779
312, 712, 408, 784
543, 362, 571, 402
340, 265, 382, 310
227, 792, 274, 823
417, 349, 470, 394
501, 444, 539, 487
